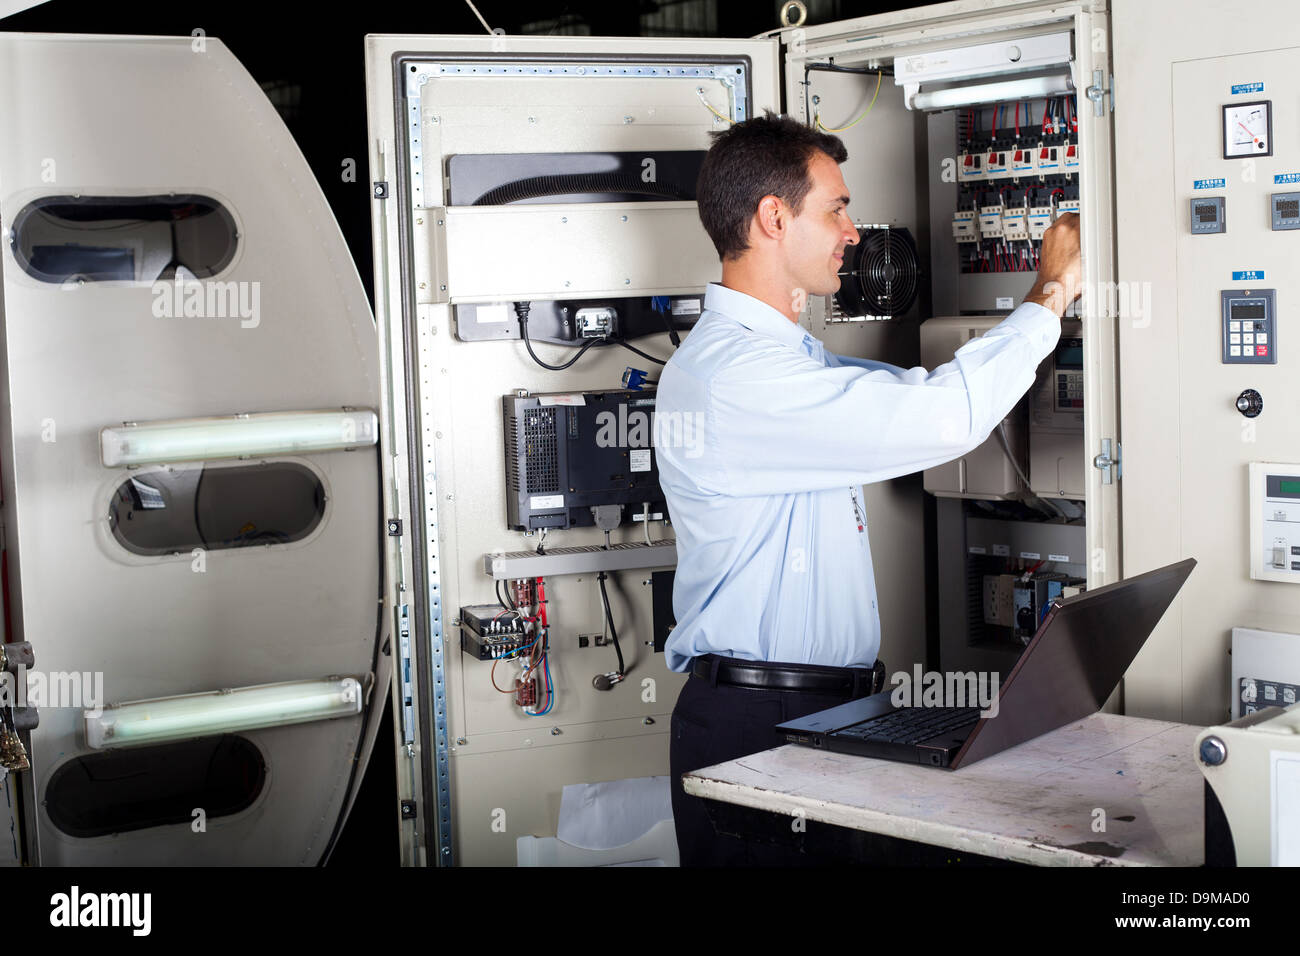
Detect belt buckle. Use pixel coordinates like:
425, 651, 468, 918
870, 659, 887, 695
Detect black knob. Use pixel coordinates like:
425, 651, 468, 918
1236, 389, 1263, 418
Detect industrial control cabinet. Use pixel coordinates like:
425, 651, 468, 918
364, 0, 1119, 865
0, 0, 1293, 869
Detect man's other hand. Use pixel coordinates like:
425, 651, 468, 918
1024, 212, 1082, 318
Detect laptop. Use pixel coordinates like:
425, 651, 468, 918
775, 558, 1196, 769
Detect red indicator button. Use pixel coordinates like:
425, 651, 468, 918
1258, 345, 1269, 357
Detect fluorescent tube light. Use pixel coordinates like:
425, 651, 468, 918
100, 408, 377, 466
909, 72, 1073, 111
85, 677, 363, 749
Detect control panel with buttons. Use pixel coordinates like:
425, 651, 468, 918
1250, 463, 1300, 583
1221, 288, 1276, 364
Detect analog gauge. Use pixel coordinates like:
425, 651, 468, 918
1223, 100, 1272, 158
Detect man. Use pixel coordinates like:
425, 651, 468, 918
654, 112, 1082, 865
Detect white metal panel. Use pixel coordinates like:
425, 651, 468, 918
1114, 0, 1300, 724
0, 34, 386, 864
365, 32, 780, 866
440, 202, 718, 303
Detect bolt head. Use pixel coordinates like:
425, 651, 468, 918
1200, 735, 1227, 766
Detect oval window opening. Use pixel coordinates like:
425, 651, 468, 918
109, 461, 326, 556
11, 194, 237, 283
45, 735, 266, 838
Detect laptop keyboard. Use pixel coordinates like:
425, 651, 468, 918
838, 706, 982, 745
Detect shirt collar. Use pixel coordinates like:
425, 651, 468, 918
703, 282, 820, 358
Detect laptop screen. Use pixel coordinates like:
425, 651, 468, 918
951, 558, 1196, 768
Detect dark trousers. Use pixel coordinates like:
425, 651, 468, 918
669, 656, 880, 866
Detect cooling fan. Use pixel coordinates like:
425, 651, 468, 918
833, 225, 922, 320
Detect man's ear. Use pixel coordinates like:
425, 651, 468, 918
753, 194, 786, 242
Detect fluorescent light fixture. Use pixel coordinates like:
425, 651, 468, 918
909, 72, 1073, 111
85, 677, 363, 749
101, 408, 378, 466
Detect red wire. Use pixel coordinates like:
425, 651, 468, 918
1015, 101, 1020, 137
1041, 98, 1050, 134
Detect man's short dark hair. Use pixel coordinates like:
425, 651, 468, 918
695, 111, 848, 261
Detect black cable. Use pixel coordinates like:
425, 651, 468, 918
517, 300, 668, 370
803, 60, 894, 128
656, 303, 681, 347
807, 60, 893, 76
516, 301, 601, 371
618, 340, 668, 366
597, 571, 626, 677
496, 579, 516, 612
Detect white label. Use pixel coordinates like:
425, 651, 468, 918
671, 298, 701, 316
991, 544, 1011, 556
130, 478, 167, 510
1048, 553, 1071, 562
477, 303, 510, 323
630, 449, 652, 472
968, 546, 987, 555
995, 296, 1015, 309
537, 394, 586, 407
1019, 551, 1041, 560
529, 495, 565, 510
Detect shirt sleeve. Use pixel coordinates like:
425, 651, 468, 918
826, 353, 910, 374
706, 301, 1061, 496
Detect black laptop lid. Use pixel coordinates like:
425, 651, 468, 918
951, 558, 1196, 769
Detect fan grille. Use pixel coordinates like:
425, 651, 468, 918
832, 225, 921, 321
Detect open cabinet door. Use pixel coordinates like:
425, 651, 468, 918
1113, 0, 1300, 724
364, 33, 779, 866
777, 1, 1117, 688
0, 34, 388, 865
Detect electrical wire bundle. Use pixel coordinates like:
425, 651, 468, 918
490, 576, 554, 716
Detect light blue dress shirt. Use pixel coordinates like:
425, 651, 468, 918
653, 282, 1061, 673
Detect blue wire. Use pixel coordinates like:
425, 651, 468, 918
538, 655, 554, 715
533, 650, 555, 716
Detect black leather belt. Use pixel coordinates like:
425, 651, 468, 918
691, 654, 886, 697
